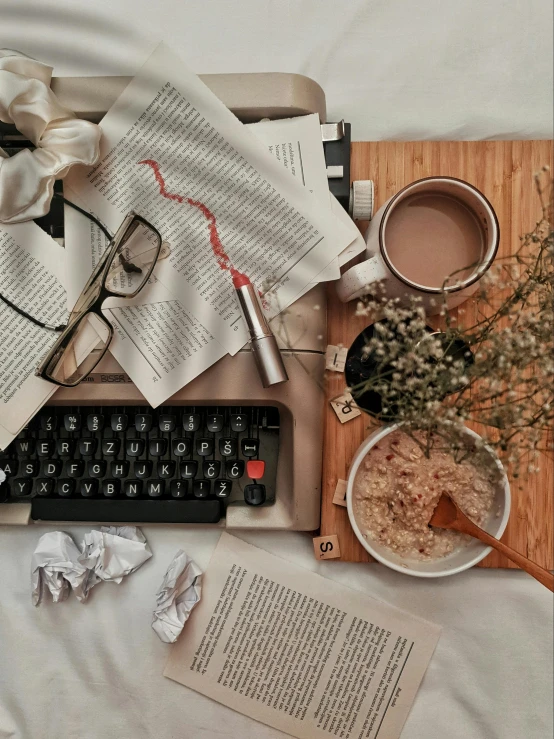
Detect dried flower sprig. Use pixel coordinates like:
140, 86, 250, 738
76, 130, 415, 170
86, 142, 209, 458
352, 172, 553, 474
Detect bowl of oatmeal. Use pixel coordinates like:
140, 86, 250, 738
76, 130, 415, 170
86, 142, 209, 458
346, 425, 511, 577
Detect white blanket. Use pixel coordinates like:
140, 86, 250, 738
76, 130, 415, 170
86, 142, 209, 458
0, 1, 552, 737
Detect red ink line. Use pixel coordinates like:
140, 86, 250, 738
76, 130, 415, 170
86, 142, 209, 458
139, 159, 249, 288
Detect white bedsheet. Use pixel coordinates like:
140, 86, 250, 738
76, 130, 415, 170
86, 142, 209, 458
1, 1, 553, 738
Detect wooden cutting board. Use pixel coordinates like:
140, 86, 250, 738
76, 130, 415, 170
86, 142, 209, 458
320, 140, 553, 568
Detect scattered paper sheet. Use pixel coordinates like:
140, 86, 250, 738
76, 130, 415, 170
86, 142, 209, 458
66, 42, 356, 357
31, 531, 88, 606
165, 533, 441, 739
0, 220, 67, 450
152, 550, 203, 644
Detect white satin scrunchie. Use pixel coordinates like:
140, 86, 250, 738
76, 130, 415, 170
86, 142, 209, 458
0, 49, 101, 223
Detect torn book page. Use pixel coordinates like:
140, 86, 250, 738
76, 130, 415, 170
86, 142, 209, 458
0, 221, 68, 450
31, 531, 88, 606
247, 113, 340, 282
152, 550, 203, 644
65, 42, 355, 357
63, 187, 227, 408
79, 525, 152, 586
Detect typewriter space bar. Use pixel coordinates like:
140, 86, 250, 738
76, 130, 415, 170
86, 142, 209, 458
31, 498, 222, 524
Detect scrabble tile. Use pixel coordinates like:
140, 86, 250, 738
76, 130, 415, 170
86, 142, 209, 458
313, 534, 341, 560
330, 392, 361, 423
332, 479, 347, 507
325, 344, 348, 372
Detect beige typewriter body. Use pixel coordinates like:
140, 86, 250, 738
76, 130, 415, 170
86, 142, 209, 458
4, 73, 328, 531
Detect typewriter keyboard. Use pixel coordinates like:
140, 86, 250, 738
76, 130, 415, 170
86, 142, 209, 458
0, 405, 280, 524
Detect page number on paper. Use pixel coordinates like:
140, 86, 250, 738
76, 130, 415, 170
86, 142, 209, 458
313, 534, 341, 560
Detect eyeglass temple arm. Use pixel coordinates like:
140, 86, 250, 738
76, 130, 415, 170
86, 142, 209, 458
0, 291, 66, 332
53, 193, 113, 242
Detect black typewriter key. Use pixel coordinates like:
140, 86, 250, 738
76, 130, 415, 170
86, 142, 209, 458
241, 439, 259, 457
42, 460, 62, 477
80, 480, 98, 497
124, 480, 142, 498
159, 414, 176, 432
41, 414, 58, 431
0, 459, 17, 477
22, 461, 39, 477
126, 439, 145, 457
203, 461, 220, 479
180, 461, 198, 479
111, 414, 128, 432
196, 438, 214, 456
193, 480, 210, 498
206, 414, 224, 433
87, 414, 104, 432
149, 438, 167, 456
226, 460, 244, 479
15, 439, 35, 455
88, 460, 107, 478
56, 439, 75, 457
244, 483, 266, 506
219, 438, 237, 457
111, 461, 130, 478
170, 480, 187, 498
172, 438, 191, 456
58, 479, 75, 497
147, 480, 165, 497
66, 461, 85, 478
35, 479, 54, 496
135, 414, 152, 432
64, 414, 81, 432
79, 439, 98, 456
12, 479, 32, 497
214, 480, 232, 498
134, 461, 153, 479
183, 413, 201, 432
102, 439, 121, 456
230, 414, 247, 432
102, 480, 120, 497
37, 440, 55, 457
157, 461, 176, 478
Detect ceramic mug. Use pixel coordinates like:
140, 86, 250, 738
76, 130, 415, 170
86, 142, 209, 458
336, 177, 499, 315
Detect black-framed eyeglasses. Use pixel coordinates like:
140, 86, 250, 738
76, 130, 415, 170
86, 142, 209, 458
0, 197, 164, 387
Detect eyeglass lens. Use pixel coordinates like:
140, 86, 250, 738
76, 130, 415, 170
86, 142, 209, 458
105, 220, 161, 296
45, 313, 111, 386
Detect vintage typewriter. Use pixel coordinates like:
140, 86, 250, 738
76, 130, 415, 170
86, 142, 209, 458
0, 73, 351, 530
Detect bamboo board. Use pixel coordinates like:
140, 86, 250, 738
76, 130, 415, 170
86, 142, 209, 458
321, 140, 553, 568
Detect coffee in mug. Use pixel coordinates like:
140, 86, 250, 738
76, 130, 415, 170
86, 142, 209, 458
336, 177, 499, 314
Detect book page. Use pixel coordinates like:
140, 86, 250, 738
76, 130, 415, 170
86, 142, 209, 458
165, 533, 441, 739
66, 43, 355, 355
0, 222, 67, 449
63, 190, 226, 408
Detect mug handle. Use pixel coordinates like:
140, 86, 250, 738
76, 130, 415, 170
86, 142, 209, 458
335, 254, 389, 303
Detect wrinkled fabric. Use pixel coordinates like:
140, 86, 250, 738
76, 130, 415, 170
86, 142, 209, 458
0, 49, 100, 223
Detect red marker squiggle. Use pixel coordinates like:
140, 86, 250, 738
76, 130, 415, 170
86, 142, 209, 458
138, 159, 248, 287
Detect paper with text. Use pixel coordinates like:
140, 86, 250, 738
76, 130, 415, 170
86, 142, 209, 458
66, 43, 355, 355
165, 533, 441, 739
63, 190, 226, 407
0, 222, 67, 449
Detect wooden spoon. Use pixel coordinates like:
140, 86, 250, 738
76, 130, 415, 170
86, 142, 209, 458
429, 494, 554, 592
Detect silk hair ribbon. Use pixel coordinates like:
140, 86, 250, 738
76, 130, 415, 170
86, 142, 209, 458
0, 49, 101, 223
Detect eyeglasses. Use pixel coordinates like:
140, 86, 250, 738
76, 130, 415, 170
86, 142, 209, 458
0, 199, 164, 387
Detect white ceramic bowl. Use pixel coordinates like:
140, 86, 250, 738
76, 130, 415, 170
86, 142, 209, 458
346, 424, 511, 578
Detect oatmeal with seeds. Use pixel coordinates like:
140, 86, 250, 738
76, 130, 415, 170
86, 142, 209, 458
353, 430, 497, 560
